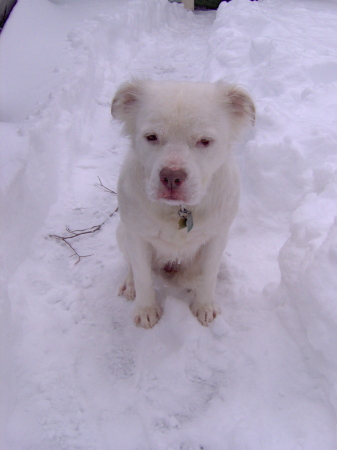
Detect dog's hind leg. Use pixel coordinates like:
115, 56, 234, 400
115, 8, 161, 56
117, 222, 136, 300
118, 264, 136, 300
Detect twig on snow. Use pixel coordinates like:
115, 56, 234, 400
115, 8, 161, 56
49, 177, 118, 264
49, 233, 93, 265
49, 206, 118, 265
97, 176, 117, 194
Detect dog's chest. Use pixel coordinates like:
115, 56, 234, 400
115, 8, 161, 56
150, 217, 210, 263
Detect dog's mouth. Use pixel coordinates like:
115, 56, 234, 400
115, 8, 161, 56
157, 191, 189, 205
159, 191, 186, 202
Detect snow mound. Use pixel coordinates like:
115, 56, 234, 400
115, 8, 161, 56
278, 186, 337, 412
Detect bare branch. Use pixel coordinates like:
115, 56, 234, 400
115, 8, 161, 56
97, 176, 117, 194
49, 233, 93, 265
49, 175, 117, 264
49, 206, 118, 264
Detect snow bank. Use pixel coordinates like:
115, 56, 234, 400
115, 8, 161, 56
278, 189, 337, 410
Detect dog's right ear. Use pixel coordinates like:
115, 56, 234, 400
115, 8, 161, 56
111, 80, 143, 122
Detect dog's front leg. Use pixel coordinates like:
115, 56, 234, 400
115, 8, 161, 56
190, 236, 227, 326
124, 232, 162, 329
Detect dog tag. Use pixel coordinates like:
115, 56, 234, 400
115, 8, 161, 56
178, 206, 193, 232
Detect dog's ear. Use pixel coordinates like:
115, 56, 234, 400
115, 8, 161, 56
218, 82, 255, 128
111, 80, 143, 122
227, 86, 255, 126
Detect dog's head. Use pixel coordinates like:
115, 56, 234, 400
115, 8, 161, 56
112, 80, 254, 206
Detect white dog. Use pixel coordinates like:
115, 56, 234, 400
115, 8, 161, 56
111, 80, 255, 328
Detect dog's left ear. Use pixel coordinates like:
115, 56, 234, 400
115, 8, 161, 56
218, 82, 255, 128
111, 80, 144, 122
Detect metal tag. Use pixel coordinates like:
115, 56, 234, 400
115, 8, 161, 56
178, 206, 193, 232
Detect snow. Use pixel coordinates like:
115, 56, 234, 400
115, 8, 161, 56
1, 0, 337, 448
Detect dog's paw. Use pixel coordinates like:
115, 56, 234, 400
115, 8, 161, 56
118, 280, 136, 301
134, 305, 163, 329
191, 303, 219, 326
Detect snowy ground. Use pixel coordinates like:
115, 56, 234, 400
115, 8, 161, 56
1, 0, 337, 448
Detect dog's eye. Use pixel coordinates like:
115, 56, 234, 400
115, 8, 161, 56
145, 134, 158, 142
197, 138, 212, 148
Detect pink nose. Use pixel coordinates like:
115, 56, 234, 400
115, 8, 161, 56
159, 168, 187, 191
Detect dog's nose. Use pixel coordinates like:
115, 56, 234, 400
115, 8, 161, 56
159, 168, 187, 191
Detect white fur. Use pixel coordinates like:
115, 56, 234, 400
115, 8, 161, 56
111, 80, 255, 328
